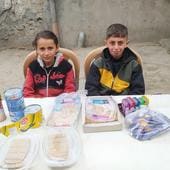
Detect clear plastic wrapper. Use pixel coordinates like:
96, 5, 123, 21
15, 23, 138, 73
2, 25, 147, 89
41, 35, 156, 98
125, 107, 170, 140
121, 96, 149, 116
83, 96, 122, 133
85, 96, 118, 124
46, 92, 81, 127
0, 133, 39, 169
41, 127, 81, 168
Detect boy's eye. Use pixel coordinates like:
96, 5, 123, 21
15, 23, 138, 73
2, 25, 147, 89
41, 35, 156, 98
110, 41, 115, 45
118, 41, 124, 45
109, 41, 125, 46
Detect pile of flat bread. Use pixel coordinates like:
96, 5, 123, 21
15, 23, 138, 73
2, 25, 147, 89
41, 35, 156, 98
47, 133, 69, 160
3, 138, 30, 169
47, 103, 79, 126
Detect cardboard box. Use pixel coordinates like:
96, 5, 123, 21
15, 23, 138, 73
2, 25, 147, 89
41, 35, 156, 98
82, 96, 122, 133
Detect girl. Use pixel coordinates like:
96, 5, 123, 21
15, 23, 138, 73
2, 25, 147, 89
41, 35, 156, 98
23, 30, 76, 97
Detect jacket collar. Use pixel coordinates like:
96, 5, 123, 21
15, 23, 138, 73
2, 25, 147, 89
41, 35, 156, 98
37, 52, 63, 68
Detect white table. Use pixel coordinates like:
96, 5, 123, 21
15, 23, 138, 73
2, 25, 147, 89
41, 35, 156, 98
1, 94, 170, 170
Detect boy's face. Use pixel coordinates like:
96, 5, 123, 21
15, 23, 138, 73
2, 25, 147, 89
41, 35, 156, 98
105, 36, 128, 60
36, 38, 59, 67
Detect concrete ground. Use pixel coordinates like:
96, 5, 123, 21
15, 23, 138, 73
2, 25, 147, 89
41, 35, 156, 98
0, 40, 170, 95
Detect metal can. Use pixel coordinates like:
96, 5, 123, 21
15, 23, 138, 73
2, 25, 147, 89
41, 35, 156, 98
19, 104, 43, 132
4, 88, 25, 122
0, 94, 6, 122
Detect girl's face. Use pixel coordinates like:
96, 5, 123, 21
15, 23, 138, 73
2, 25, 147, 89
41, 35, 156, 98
105, 36, 128, 60
36, 38, 59, 67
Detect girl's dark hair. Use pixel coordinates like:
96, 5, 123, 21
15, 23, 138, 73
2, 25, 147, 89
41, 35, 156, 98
32, 30, 58, 48
106, 23, 128, 39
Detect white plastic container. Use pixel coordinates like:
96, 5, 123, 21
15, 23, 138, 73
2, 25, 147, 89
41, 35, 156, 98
0, 133, 39, 170
41, 127, 81, 168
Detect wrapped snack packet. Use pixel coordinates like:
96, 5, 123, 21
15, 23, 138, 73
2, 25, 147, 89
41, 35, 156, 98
125, 108, 170, 140
85, 96, 118, 124
47, 92, 81, 127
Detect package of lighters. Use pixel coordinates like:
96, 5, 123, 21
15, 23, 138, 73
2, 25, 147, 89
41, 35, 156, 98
120, 96, 149, 116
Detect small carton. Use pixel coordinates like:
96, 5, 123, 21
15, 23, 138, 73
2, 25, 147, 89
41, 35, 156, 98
82, 96, 122, 133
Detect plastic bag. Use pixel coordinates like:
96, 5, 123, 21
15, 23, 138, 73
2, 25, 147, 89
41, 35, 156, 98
85, 96, 118, 124
125, 107, 170, 140
46, 92, 81, 127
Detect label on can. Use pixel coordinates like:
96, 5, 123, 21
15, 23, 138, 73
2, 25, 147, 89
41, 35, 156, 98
19, 104, 43, 131
4, 88, 25, 122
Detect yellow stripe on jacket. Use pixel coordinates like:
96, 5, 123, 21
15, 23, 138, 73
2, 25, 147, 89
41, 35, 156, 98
99, 68, 129, 93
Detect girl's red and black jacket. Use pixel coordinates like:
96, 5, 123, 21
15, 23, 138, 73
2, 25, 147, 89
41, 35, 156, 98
23, 52, 76, 97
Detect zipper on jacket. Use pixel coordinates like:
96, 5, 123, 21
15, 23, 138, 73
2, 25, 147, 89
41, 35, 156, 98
111, 64, 125, 90
46, 70, 53, 97
43, 68, 52, 97
46, 73, 49, 97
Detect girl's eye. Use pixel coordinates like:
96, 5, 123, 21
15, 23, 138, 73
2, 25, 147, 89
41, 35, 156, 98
39, 47, 45, 51
48, 47, 53, 50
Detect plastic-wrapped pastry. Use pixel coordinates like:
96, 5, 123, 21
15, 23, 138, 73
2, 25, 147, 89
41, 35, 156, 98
41, 127, 81, 168
47, 133, 69, 160
4, 139, 30, 168
85, 96, 118, 124
125, 108, 170, 140
0, 134, 39, 169
47, 92, 81, 127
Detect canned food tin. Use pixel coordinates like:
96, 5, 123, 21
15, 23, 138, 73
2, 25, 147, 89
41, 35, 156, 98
4, 88, 25, 122
19, 104, 43, 132
0, 94, 6, 122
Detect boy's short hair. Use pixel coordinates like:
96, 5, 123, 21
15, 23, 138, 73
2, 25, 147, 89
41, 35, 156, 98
32, 30, 58, 48
106, 23, 128, 39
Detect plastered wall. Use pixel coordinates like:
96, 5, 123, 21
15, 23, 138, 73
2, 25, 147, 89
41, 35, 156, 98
0, 0, 170, 48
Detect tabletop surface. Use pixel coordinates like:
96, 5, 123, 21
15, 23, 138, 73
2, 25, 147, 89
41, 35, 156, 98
0, 94, 170, 170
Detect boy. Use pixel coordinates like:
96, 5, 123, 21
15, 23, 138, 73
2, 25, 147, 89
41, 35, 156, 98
85, 23, 145, 96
